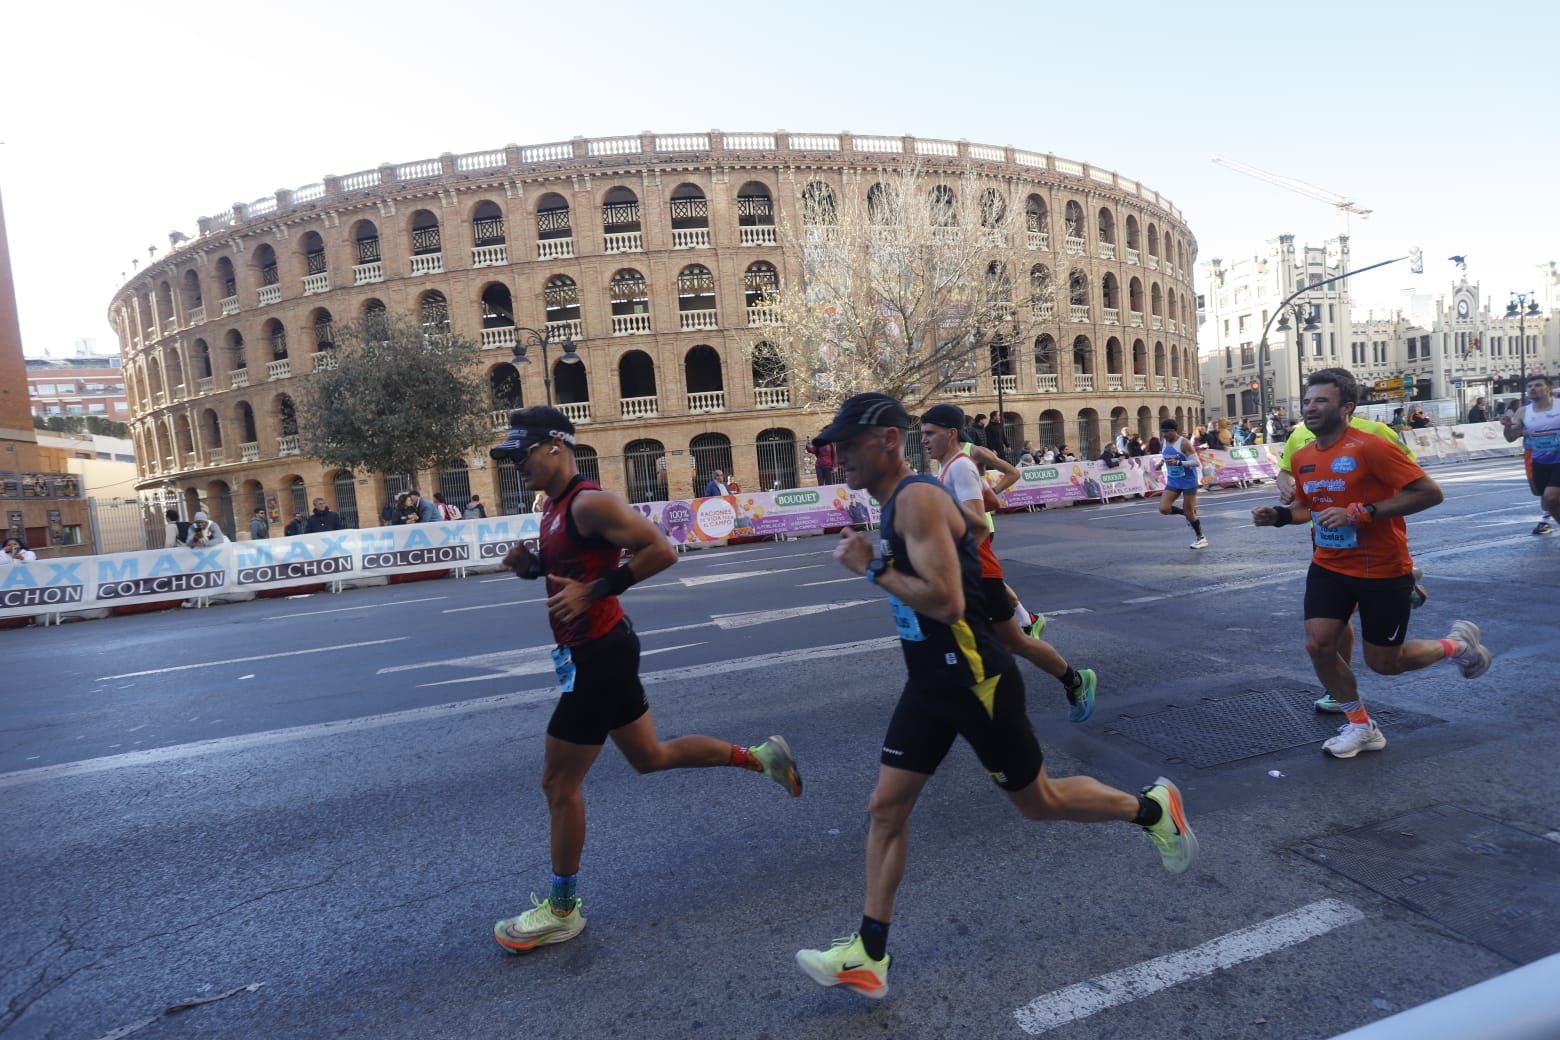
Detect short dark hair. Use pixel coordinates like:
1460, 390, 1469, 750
1306, 367, 1359, 407
1527, 373, 1551, 386
1160, 419, 1179, 432
165, 508, 179, 521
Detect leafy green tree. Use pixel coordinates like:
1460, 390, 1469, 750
297, 313, 494, 479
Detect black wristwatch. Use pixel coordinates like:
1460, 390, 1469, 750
865, 558, 889, 585
1363, 503, 1378, 518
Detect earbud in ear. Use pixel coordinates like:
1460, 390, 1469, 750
550, 447, 560, 455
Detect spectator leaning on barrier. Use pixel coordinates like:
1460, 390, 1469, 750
305, 497, 344, 533
401, 489, 442, 524
164, 508, 191, 548
463, 494, 488, 519
704, 468, 733, 497
1467, 398, 1489, 424
186, 512, 227, 547
2, 537, 37, 564
1408, 408, 1432, 430
249, 508, 270, 541
284, 512, 307, 536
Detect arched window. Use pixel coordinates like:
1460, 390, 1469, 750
684, 345, 724, 410
436, 461, 470, 509
928, 184, 956, 227
736, 181, 774, 229
1034, 334, 1058, 377
1125, 215, 1141, 253
1030, 264, 1054, 318
362, 298, 387, 340
544, 275, 580, 325
1037, 409, 1064, 449
1068, 269, 1089, 320
573, 445, 601, 485
866, 183, 894, 226
744, 261, 779, 309
182, 269, 204, 313
1129, 277, 1145, 317
554, 356, 589, 406
1025, 194, 1049, 246
1151, 282, 1164, 318
1154, 341, 1167, 377
1132, 339, 1148, 377
276, 394, 299, 437
263, 318, 287, 360
690, 433, 735, 495
602, 186, 642, 250
226, 329, 246, 372
496, 458, 532, 515
302, 231, 326, 277
990, 338, 1014, 380
752, 341, 789, 395
979, 188, 1006, 229
472, 200, 505, 246
287, 475, 308, 517
1137, 405, 1153, 440
984, 262, 1013, 307
1167, 288, 1178, 327
1098, 207, 1116, 245
201, 407, 223, 449
215, 257, 237, 301
489, 363, 523, 412
237, 400, 258, 444
536, 193, 571, 245
802, 182, 837, 225
670, 184, 709, 247
331, 470, 359, 528
192, 338, 212, 379
310, 309, 335, 352
1077, 408, 1101, 458
1110, 407, 1130, 446
623, 438, 668, 504
240, 479, 266, 520
757, 428, 800, 490
609, 269, 650, 335
254, 244, 279, 287
353, 219, 381, 265
677, 264, 717, 326
480, 283, 514, 333
174, 414, 195, 456
1063, 201, 1085, 245
1106, 337, 1123, 375
410, 210, 441, 256
1101, 272, 1120, 310
1147, 223, 1160, 260
618, 350, 658, 410
418, 290, 450, 335
1072, 335, 1094, 375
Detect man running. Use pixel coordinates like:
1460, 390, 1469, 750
795, 393, 1195, 999
922, 403, 1097, 721
1252, 370, 1493, 759
1275, 383, 1428, 713
1501, 373, 1560, 536
488, 407, 802, 953
1158, 419, 1208, 549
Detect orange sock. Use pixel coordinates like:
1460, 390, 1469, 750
1338, 700, 1371, 726
1439, 639, 1462, 659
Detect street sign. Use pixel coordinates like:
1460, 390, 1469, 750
1452, 379, 1463, 389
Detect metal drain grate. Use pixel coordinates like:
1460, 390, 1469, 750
1104, 688, 1443, 768
1296, 805, 1560, 964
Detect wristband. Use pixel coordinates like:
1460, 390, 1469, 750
1347, 502, 1375, 525
591, 563, 639, 601
1273, 506, 1294, 528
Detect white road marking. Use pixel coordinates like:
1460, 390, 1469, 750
1013, 899, 1365, 1034
1543, 831, 1560, 845
799, 576, 860, 587
1414, 504, 1537, 525
1039, 607, 1092, 617
684, 546, 769, 559
679, 565, 825, 586
1123, 568, 1305, 605
413, 641, 707, 687
442, 597, 546, 614
709, 549, 832, 567
95, 638, 410, 681
710, 600, 872, 629
263, 596, 447, 620
4, 636, 901, 789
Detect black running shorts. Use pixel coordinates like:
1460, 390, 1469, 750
546, 620, 650, 745
880, 666, 1043, 791
1303, 562, 1414, 647
1529, 460, 1560, 496
980, 577, 1016, 624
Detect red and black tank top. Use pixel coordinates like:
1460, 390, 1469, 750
540, 475, 625, 647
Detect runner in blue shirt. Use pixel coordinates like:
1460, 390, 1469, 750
1157, 419, 1208, 549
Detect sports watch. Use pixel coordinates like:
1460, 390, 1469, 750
865, 557, 889, 585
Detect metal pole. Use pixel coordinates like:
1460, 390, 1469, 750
1295, 305, 1306, 415
995, 341, 1007, 461
541, 338, 553, 406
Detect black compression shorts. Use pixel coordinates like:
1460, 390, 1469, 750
880, 666, 1042, 791
1529, 460, 1560, 496
980, 577, 1016, 624
1303, 562, 1414, 647
546, 620, 650, 745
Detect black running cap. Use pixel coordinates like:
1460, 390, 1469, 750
920, 403, 972, 441
814, 392, 913, 443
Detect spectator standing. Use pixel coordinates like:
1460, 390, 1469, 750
163, 508, 191, 548
433, 492, 463, 521
400, 489, 442, 524
806, 438, 837, 485
1146, 435, 1162, 455
463, 494, 488, 519
1115, 426, 1132, 454
1266, 406, 1290, 443
284, 512, 307, 536
1467, 398, 1489, 424
1408, 408, 1432, 430
379, 495, 401, 527
305, 497, 343, 533
1127, 434, 1146, 457
249, 508, 270, 541
984, 413, 1009, 461
186, 512, 227, 547
964, 413, 985, 448
1233, 421, 1255, 446
2, 537, 37, 564
703, 468, 733, 497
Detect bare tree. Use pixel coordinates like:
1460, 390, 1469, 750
764, 162, 1057, 412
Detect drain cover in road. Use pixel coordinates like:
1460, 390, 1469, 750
1295, 805, 1560, 964
1104, 686, 1443, 768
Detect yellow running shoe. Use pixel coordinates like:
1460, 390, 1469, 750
751, 735, 803, 797
493, 894, 585, 953
1140, 776, 1198, 874
795, 933, 890, 999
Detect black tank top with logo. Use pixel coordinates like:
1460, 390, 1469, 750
878, 475, 1012, 706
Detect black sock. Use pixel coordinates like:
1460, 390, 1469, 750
859, 916, 890, 961
1057, 666, 1080, 702
1133, 795, 1163, 828
1189, 517, 1203, 537
1169, 505, 1184, 516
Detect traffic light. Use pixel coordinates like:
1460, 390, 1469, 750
1408, 247, 1423, 274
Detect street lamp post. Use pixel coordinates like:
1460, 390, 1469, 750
510, 326, 579, 407
1276, 300, 1319, 416
1506, 291, 1542, 405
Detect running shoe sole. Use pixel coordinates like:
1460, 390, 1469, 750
494, 915, 585, 953
1144, 776, 1198, 874
795, 951, 889, 999
1322, 727, 1387, 759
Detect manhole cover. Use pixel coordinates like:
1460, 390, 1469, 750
1296, 805, 1560, 964
1105, 688, 1443, 768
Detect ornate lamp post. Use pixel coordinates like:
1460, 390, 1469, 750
510, 326, 579, 407
1506, 291, 1542, 403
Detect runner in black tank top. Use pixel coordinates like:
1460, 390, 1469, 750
484, 407, 804, 956
794, 393, 1199, 1001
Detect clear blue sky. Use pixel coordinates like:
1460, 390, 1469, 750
4, 0, 1555, 356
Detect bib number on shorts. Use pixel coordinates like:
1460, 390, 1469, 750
1315, 523, 1358, 550
551, 646, 576, 693
886, 594, 926, 642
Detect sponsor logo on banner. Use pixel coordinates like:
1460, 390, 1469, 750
1022, 467, 1060, 481
1100, 470, 1128, 484
234, 536, 355, 585
0, 561, 86, 609
473, 516, 542, 560
695, 498, 737, 540
358, 525, 472, 572
1229, 446, 1260, 461
772, 489, 822, 509
95, 550, 227, 600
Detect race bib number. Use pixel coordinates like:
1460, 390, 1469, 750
1167, 465, 1190, 481
551, 646, 577, 693
1314, 523, 1358, 550
1527, 431, 1560, 453
886, 594, 926, 642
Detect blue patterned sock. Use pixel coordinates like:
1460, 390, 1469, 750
550, 873, 578, 913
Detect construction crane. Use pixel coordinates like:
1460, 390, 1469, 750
1211, 155, 1372, 236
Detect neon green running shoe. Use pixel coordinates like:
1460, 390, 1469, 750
751, 735, 802, 797
1140, 776, 1198, 874
795, 933, 890, 999
1027, 613, 1047, 639
1067, 668, 1097, 723
493, 893, 585, 953
1314, 693, 1347, 713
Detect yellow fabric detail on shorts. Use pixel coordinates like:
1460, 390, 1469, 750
950, 617, 999, 718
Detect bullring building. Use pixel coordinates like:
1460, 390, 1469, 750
110, 131, 1203, 532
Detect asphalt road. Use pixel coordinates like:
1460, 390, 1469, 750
3, 457, 1557, 1040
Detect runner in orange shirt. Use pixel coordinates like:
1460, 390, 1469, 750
1252, 368, 1493, 759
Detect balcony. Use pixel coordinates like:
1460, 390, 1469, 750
489, 409, 511, 430
739, 226, 777, 246
240, 441, 261, 463
996, 374, 1017, 393
198, 376, 215, 394
220, 294, 240, 316
604, 231, 643, 253
536, 238, 575, 260
409, 253, 444, 276
1037, 373, 1059, 393
184, 451, 198, 468
546, 318, 583, 340
679, 309, 718, 332
302, 273, 330, 295
170, 384, 187, 402
1130, 311, 1144, 327
947, 380, 977, 397
1069, 304, 1090, 322
188, 305, 206, 326
278, 434, 300, 457
311, 351, 339, 372
1107, 373, 1124, 390
620, 395, 659, 418
1074, 372, 1095, 392
207, 448, 225, 466
754, 386, 791, 408
672, 228, 711, 249
230, 369, 250, 389
612, 313, 653, 335
153, 390, 166, 407
1167, 319, 1177, 333
687, 390, 726, 412
560, 402, 592, 424
163, 318, 177, 335
472, 244, 508, 267
266, 358, 292, 380
1027, 230, 1050, 250
1133, 375, 1147, 391
480, 326, 516, 349
1031, 301, 1056, 320
1126, 248, 1140, 265
1154, 376, 1167, 390
1100, 242, 1116, 260
1102, 307, 1120, 324
353, 261, 384, 285
746, 305, 780, 326
1065, 236, 1086, 255
1148, 255, 1160, 270
1173, 378, 1184, 392
257, 284, 282, 307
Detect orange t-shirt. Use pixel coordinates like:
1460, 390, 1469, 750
1291, 427, 1427, 579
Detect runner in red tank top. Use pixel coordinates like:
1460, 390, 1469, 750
486, 407, 803, 955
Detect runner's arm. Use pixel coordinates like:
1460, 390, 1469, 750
1500, 410, 1523, 442
873, 484, 965, 624
572, 490, 677, 582
1367, 474, 1443, 520
969, 444, 1021, 493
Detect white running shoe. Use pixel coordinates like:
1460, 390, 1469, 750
1447, 619, 1492, 679
1323, 721, 1387, 759
1189, 537, 1209, 550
